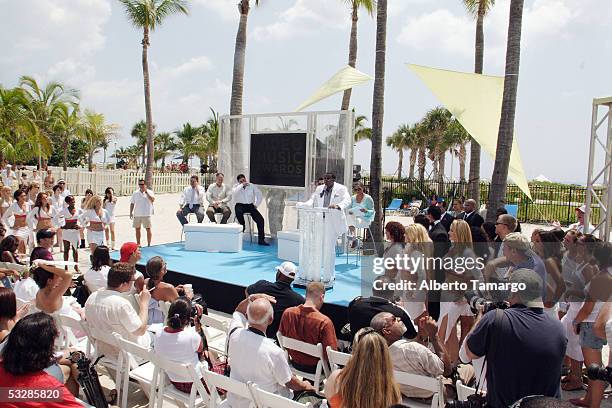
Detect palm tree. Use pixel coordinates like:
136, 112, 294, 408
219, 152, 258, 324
118, 0, 189, 187
354, 114, 372, 142
487, 0, 524, 221
174, 122, 201, 164
197, 108, 220, 172
385, 132, 404, 178
78, 110, 119, 171
401, 123, 419, 179
154, 131, 176, 169
444, 118, 471, 181
130, 120, 149, 168
463, 0, 495, 202
230, 0, 260, 167
51, 103, 81, 170
414, 122, 428, 181
340, 0, 375, 111
369, 0, 387, 251
423, 107, 452, 182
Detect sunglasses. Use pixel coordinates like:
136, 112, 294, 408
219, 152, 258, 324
138, 184, 145, 186
495, 223, 509, 227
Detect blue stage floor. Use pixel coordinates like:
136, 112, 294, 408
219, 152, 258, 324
131, 241, 368, 307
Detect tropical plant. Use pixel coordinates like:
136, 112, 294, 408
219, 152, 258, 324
130, 120, 149, 168
197, 108, 220, 172
369, 0, 387, 251
174, 122, 201, 164
118, 0, 189, 186
422, 107, 452, 182
51, 103, 81, 170
354, 114, 372, 142
487, 0, 524, 221
444, 118, 471, 181
340, 0, 375, 111
78, 110, 119, 171
463, 0, 496, 201
48, 139, 89, 168
415, 122, 428, 181
154, 131, 176, 169
386, 128, 408, 178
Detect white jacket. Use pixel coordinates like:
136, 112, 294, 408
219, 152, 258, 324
297, 182, 351, 237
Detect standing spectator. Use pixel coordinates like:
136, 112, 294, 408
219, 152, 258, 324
493, 213, 517, 255
496, 207, 522, 233
57, 179, 71, 199
450, 198, 464, 218
0, 186, 13, 219
130, 179, 155, 246
44, 168, 55, 190
50, 185, 64, 251
399, 223, 431, 322
176, 175, 206, 226
413, 213, 430, 231
205, 172, 232, 224
426, 204, 450, 320
246, 262, 304, 338
232, 174, 268, 245
0, 164, 17, 188
227, 295, 315, 408
0, 313, 84, 408
346, 181, 374, 242
324, 327, 401, 408
381, 221, 406, 280
26, 182, 40, 207
103, 187, 117, 250
459, 199, 484, 228
533, 230, 566, 312
465, 269, 567, 408
84, 245, 112, 293
568, 205, 595, 234
278, 282, 337, 374
31, 169, 42, 186
84, 262, 151, 361
19, 172, 29, 189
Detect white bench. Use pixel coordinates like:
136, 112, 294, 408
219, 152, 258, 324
277, 230, 300, 262
184, 223, 243, 252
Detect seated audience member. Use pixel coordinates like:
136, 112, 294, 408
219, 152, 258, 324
246, 261, 304, 338
0, 235, 23, 264
0, 313, 83, 407
146, 256, 180, 324
278, 282, 337, 373
371, 312, 474, 400
348, 275, 417, 340
84, 245, 112, 293
324, 327, 402, 408
227, 295, 315, 408
0, 287, 30, 344
119, 242, 145, 293
496, 207, 522, 233
154, 297, 207, 393
84, 262, 151, 360
31, 244, 73, 314
465, 269, 567, 408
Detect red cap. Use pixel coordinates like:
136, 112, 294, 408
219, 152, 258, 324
120, 242, 139, 262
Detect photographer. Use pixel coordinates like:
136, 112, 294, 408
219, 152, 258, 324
464, 269, 566, 408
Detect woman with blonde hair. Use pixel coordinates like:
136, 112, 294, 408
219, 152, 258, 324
79, 195, 110, 252
439, 219, 481, 364
399, 223, 432, 322
0, 186, 13, 219
324, 327, 401, 408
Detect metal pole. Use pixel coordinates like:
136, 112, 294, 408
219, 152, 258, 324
584, 102, 599, 235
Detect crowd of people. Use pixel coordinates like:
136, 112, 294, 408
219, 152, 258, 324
0, 164, 609, 408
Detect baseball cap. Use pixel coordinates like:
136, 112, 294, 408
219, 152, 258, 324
503, 232, 530, 253
276, 261, 297, 279
575, 205, 586, 213
120, 242, 139, 262
36, 228, 56, 242
509, 268, 544, 308
58, 179, 66, 184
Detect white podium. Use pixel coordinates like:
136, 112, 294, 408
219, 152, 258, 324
294, 207, 335, 288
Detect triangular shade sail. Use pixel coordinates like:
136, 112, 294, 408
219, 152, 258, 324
408, 64, 531, 199
294, 65, 373, 112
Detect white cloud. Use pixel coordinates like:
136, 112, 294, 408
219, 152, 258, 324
252, 0, 349, 41
161, 56, 214, 78
47, 59, 97, 87
194, 0, 238, 22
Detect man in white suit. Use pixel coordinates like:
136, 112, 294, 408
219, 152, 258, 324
297, 173, 351, 283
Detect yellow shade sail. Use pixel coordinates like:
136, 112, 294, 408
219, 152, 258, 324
294, 65, 373, 112
408, 64, 531, 199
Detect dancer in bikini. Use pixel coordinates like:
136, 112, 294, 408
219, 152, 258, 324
103, 187, 117, 250
28, 192, 58, 235
2, 190, 32, 254
80, 195, 110, 253
60, 195, 81, 272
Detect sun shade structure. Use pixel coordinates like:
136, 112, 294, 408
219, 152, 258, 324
294, 65, 373, 112
408, 64, 532, 199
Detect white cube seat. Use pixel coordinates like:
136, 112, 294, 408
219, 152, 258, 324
184, 223, 243, 252
277, 230, 300, 263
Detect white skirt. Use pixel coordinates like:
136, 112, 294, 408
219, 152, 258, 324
87, 229, 105, 246
62, 229, 80, 248
11, 226, 31, 242
438, 301, 472, 343
561, 302, 584, 361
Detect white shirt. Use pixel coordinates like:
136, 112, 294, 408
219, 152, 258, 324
130, 189, 155, 217
84, 265, 110, 293
84, 289, 150, 360
568, 221, 595, 234
227, 312, 293, 408
80, 209, 110, 226
232, 183, 263, 207
154, 327, 206, 382
59, 188, 72, 199
1, 170, 16, 187
389, 339, 445, 399
179, 185, 206, 208
13, 277, 39, 302
206, 183, 232, 205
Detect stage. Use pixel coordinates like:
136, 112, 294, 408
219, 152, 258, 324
112, 240, 371, 334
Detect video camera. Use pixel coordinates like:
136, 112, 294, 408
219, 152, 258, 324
446, 393, 487, 408
464, 290, 509, 315
587, 364, 612, 383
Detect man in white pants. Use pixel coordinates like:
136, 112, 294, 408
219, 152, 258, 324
297, 173, 351, 283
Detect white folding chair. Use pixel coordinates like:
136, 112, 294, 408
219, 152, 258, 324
248, 383, 313, 408
276, 332, 329, 389
203, 369, 255, 408
393, 370, 445, 408
159, 300, 171, 322
325, 346, 350, 371
456, 380, 476, 401
154, 354, 210, 408
88, 329, 127, 404
200, 313, 229, 356
114, 334, 158, 408
58, 313, 93, 358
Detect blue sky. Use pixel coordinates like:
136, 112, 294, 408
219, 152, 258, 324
1, 0, 610, 183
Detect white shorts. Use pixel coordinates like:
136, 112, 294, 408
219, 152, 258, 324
62, 229, 80, 248
11, 227, 31, 242
87, 229, 105, 246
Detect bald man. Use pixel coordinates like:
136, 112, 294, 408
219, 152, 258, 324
460, 199, 484, 228
227, 294, 315, 408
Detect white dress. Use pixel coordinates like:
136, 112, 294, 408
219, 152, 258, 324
60, 207, 82, 248
2, 202, 32, 241
103, 199, 116, 224
80, 209, 110, 246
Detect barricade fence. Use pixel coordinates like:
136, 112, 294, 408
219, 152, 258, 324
8, 167, 216, 197
361, 177, 603, 226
